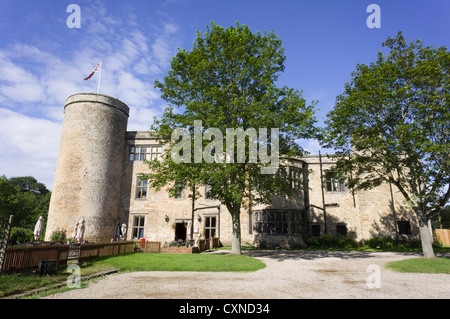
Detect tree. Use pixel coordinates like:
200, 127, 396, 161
0, 175, 51, 230
148, 22, 317, 254
435, 206, 450, 229
322, 32, 449, 259
8, 176, 50, 195
0, 176, 17, 222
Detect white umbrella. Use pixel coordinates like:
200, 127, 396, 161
33, 216, 44, 241
75, 219, 85, 243
72, 221, 79, 239
120, 223, 127, 241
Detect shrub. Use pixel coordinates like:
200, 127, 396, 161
258, 240, 268, 249
336, 235, 359, 249
367, 236, 422, 250
433, 231, 443, 248
304, 235, 319, 247
316, 234, 336, 248
305, 234, 358, 249
9, 227, 33, 244
49, 228, 66, 241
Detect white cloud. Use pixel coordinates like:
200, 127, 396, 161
0, 1, 180, 189
0, 53, 46, 103
0, 108, 62, 189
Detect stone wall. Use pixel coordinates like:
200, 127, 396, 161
119, 132, 307, 247
302, 155, 420, 242
45, 94, 129, 243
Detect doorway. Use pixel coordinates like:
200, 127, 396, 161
175, 222, 187, 241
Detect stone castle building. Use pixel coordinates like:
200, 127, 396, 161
45, 93, 420, 246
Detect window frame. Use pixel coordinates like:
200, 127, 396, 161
129, 145, 162, 162
132, 215, 145, 239
204, 216, 217, 239
326, 178, 346, 193
397, 220, 412, 235
135, 175, 149, 199
254, 210, 301, 235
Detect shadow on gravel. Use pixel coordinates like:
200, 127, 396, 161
241, 250, 420, 261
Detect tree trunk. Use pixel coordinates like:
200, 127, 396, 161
418, 215, 436, 259
229, 205, 242, 254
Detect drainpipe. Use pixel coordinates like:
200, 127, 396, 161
319, 151, 328, 234
191, 184, 195, 242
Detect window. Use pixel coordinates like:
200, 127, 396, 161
205, 185, 213, 199
311, 225, 321, 237
397, 221, 412, 235
174, 181, 186, 199
254, 210, 301, 235
136, 176, 148, 199
175, 188, 186, 199
289, 169, 302, 190
326, 178, 346, 192
132, 216, 145, 239
204, 216, 217, 239
129, 145, 162, 161
336, 224, 348, 237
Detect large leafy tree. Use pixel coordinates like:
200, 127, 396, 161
0, 175, 51, 229
322, 32, 449, 259
148, 22, 317, 254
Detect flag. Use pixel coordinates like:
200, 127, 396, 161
84, 63, 100, 80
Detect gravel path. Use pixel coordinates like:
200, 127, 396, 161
44, 250, 449, 299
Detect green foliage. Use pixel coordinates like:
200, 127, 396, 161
9, 227, 34, 244
321, 32, 450, 258
305, 234, 359, 249
433, 230, 443, 248
149, 22, 318, 254
49, 228, 66, 242
436, 206, 450, 229
366, 237, 422, 250
336, 235, 359, 249
0, 175, 51, 231
322, 32, 450, 220
8, 176, 49, 195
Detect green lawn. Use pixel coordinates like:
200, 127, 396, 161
0, 252, 265, 298
385, 257, 450, 274
93, 252, 266, 272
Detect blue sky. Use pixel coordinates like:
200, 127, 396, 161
0, 0, 449, 189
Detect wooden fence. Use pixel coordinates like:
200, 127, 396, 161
2, 241, 135, 274
78, 241, 135, 261
134, 241, 161, 253
2, 238, 220, 273
2, 244, 69, 274
435, 229, 450, 246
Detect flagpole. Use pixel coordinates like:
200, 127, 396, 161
97, 61, 102, 94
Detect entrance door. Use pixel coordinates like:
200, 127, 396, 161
175, 222, 187, 241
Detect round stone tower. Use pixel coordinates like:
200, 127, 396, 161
45, 93, 129, 243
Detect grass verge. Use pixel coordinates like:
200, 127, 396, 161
385, 257, 450, 274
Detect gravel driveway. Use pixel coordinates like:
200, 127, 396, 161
44, 250, 449, 299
